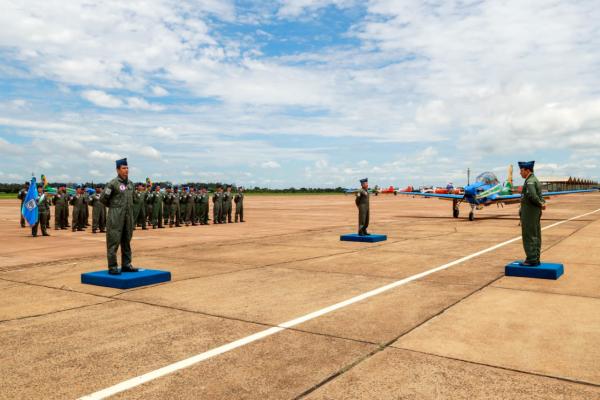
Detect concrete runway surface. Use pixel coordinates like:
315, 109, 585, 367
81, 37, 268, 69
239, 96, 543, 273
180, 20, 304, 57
1, 193, 599, 399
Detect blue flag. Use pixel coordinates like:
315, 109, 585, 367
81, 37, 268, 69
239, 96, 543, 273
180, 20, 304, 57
21, 176, 38, 226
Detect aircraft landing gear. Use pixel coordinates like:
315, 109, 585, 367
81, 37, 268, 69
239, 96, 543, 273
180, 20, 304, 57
452, 199, 460, 218
469, 204, 476, 221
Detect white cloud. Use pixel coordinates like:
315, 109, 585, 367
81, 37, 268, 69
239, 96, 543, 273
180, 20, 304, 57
90, 150, 120, 161
261, 160, 281, 169
138, 146, 161, 159
151, 86, 169, 96
126, 97, 165, 111
82, 90, 123, 108
277, 0, 357, 17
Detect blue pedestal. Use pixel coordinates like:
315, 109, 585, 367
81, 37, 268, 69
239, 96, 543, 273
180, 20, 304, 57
81, 269, 171, 289
340, 233, 387, 243
505, 261, 564, 280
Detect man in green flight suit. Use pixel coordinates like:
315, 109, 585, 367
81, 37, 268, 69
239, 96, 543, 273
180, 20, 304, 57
132, 182, 147, 230
150, 184, 165, 229
32, 185, 51, 237
170, 186, 182, 227
198, 186, 209, 225
234, 186, 245, 222
89, 184, 107, 233
70, 185, 87, 232
17, 181, 29, 228
356, 178, 370, 236
53, 185, 68, 230
212, 184, 223, 224
223, 185, 233, 223
518, 161, 546, 266
100, 158, 137, 275
185, 186, 197, 226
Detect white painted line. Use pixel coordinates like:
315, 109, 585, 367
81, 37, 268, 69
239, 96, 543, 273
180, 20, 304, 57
79, 208, 600, 399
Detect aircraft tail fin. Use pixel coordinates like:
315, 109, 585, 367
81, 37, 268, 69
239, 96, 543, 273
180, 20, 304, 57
507, 164, 513, 187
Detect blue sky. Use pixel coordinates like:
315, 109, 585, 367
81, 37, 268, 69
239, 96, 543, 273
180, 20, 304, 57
0, 0, 599, 188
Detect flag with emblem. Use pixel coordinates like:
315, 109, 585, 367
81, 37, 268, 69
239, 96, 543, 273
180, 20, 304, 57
21, 176, 38, 226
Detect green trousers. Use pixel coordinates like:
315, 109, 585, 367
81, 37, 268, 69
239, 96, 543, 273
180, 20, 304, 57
521, 207, 542, 262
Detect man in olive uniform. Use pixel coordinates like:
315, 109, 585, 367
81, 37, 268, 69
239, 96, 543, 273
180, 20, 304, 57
83, 186, 91, 227
70, 185, 87, 231
356, 178, 370, 236
223, 185, 233, 223
17, 181, 29, 228
100, 158, 137, 275
234, 186, 245, 222
132, 183, 147, 230
146, 185, 153, 226
185, 187, 197, 226
198, 186, 209, 225
150, 184, 165, 229
180, 187, 189, 224
170, 186, 181, 227
519, 161, 546, 266
212, 185, 223, 224
64, 186, 71, 228
53, 185, 68, 230
89, 185, 107, 233
32, 185, 51, 237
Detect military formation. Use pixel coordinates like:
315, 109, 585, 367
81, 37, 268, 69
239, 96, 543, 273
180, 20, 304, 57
18, 177, 246, 238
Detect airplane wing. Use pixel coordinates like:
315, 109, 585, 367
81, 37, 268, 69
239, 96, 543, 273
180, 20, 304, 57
495, 189, 597, 201
396, 192, 464, 200
544, 189, 598, 196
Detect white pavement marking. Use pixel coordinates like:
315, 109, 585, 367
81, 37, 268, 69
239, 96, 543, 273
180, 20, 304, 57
79, 208, 600, 399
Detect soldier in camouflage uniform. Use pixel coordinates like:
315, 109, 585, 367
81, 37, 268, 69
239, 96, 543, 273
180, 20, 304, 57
518, 161, 546, 266
89, 185, 107, 233
132, 183, 147, 230
355, 178, 370, 236
32, 185, 51, 237
17, 181, 29, 228
223, 185, 233, 223
212, 185, 223, 224
53, 185, 69, 230
70, 185, 87, 231
234, 186, 245, 222
100, 158, 137, 275
84, 187, 90, 227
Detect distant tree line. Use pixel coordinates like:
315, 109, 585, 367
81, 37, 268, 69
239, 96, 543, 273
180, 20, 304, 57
0, 181, 346, 194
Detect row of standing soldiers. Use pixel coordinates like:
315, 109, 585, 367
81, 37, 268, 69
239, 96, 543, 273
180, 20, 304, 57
18, 183, 245, 235
136, 184, 245, 229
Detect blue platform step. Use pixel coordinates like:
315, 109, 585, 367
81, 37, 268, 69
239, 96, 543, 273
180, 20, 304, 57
505, 261, 564, 280
81, 269, 171, 289
340, 233, 387, 243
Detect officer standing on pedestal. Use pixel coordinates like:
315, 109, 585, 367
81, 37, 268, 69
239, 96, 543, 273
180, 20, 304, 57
519, 161, 546, 266
100, 158, 137, 275
356, 178, 370, 236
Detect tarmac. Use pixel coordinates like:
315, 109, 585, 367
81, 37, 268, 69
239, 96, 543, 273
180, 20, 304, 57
0, 193, 599, 399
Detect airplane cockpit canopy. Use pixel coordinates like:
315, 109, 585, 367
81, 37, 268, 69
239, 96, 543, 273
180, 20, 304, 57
475, 172, 499, 185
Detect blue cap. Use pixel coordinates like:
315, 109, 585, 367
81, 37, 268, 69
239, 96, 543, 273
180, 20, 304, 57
360, 178, 368, 184
518, 161, 535, 171
116, 158, 128, 168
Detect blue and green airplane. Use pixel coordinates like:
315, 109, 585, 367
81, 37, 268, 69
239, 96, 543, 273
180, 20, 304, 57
397, 165, 598, 221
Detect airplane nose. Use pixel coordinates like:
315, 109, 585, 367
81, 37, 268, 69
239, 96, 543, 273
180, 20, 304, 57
464, 186, 475, 197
